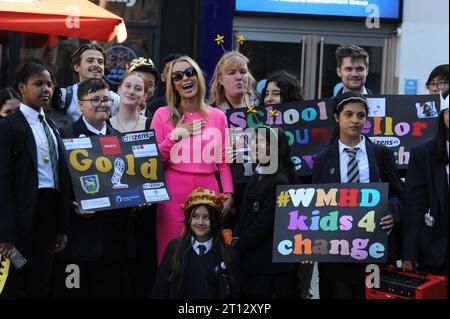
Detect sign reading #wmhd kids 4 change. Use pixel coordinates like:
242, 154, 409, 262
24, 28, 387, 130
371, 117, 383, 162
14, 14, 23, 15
62, 130, 170, 212
273, 183, 389, 263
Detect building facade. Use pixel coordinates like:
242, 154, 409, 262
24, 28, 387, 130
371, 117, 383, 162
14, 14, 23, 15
0, 0, 448, 97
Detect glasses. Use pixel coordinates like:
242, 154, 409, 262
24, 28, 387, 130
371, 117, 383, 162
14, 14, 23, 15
426, 81, 449, 90
171, 67, 197, 82
79, 96, 112, 108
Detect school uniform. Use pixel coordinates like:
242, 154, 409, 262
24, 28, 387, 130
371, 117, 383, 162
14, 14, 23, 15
233, 168, 299, 299
0, 104, 70, 298
151, 237, 235, 299
312, 136, 404, 299
402, 138, 449, 276
51, 116, 135, 298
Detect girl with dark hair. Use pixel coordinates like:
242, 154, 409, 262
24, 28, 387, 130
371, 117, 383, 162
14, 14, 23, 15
0, 61, 70, 298
402, 94, 449, 276
232, 125, 300, 299
261, 70, 304, 105
260, 71, 312, 298
151, 188, 236, 299
312, 91, 404, 299
0, 87, 20, 118
425, 64, 449, 95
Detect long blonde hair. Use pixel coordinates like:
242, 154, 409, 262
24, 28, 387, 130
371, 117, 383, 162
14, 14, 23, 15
208, 51, 256, 106
166, 56, 209, 126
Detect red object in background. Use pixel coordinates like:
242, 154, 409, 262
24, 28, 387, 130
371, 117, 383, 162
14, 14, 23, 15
366, 265, 448, 299
0, 0, 127, 43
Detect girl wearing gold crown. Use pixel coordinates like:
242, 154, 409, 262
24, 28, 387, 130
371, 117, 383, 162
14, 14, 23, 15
151, 188, 236, 299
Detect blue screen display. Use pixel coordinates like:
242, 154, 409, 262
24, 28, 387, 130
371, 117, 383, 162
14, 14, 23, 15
235, 0, 401, 20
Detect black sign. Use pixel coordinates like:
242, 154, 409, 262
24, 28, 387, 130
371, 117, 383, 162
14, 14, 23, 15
226, 95, 440, 182
62, 130, 170, 212
273, 183, 389, 263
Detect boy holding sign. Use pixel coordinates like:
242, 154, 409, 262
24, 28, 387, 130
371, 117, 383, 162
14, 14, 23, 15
312, 92, 404, 299
52, 79, 135, 298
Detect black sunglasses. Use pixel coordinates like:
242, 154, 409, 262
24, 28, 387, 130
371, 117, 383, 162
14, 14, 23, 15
171, 67, 197, 82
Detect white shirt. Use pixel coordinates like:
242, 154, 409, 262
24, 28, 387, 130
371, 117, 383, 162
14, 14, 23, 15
82, 116, 107, 136
191, 237, 213, 256
60, 83, 120, 122
338, 136, 370, 183
20, 103, 59, 189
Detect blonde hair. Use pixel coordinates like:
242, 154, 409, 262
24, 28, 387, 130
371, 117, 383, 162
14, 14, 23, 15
166, 56, 209, 126
208, 51, 255, 106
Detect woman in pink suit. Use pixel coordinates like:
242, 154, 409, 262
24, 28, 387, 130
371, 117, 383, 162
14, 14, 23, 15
151, 56, 234, 263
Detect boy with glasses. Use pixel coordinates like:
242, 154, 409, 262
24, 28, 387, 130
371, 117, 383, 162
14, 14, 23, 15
52, 78, 134, 298
426, 64, 449, 95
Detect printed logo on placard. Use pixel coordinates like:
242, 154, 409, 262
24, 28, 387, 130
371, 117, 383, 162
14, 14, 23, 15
100, 136, 121, 155
142, 182, 165, 190
132, 144, 158, 158
63, 137, 93, 150
368, 137, 401, 148
80, 175, 100, 194
114, 189, 142, 207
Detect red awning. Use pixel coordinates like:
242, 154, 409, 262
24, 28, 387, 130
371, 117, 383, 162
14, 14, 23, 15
0, 0, 127, 43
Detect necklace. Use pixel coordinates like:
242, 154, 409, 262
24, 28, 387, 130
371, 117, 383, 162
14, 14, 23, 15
116, 114, 140, 132
33, 117, 51, 164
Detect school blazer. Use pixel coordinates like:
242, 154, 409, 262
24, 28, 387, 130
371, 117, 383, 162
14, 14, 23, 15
233, 169, 296, 275
0, 110, 70, 243
312, 138, 404, 223
151, 238, 236, 299
402, 138, 449, 269
57, 117, 135, 261
312, 138, 404, 283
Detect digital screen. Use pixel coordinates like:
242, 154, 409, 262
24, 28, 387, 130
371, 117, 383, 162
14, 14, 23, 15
235, 0, 402, 20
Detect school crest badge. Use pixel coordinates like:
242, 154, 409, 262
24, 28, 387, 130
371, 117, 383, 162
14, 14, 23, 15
80, 175, 100, 194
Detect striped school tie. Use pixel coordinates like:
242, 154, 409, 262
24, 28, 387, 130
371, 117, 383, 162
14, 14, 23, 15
345, 148, 359, 183
38, 114, 59, 189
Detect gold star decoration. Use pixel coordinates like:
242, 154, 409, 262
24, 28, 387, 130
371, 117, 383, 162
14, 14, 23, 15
269, 109, 279, 119
247, 105, 257, 114
214, 34, 225, 46
236, 34, 246, 46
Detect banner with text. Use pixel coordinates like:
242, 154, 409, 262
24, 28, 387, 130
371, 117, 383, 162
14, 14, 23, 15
62, 130, 170, 212
226, 95, 440, 182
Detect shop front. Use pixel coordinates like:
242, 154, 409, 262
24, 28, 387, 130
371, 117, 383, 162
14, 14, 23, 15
232, 0, 403, 99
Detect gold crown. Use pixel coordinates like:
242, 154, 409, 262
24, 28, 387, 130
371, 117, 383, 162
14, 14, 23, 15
181, 188, 228, 215
126, 57, 155, 73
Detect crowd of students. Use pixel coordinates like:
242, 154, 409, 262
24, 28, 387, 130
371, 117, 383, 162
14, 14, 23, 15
0, 41, 448, 299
